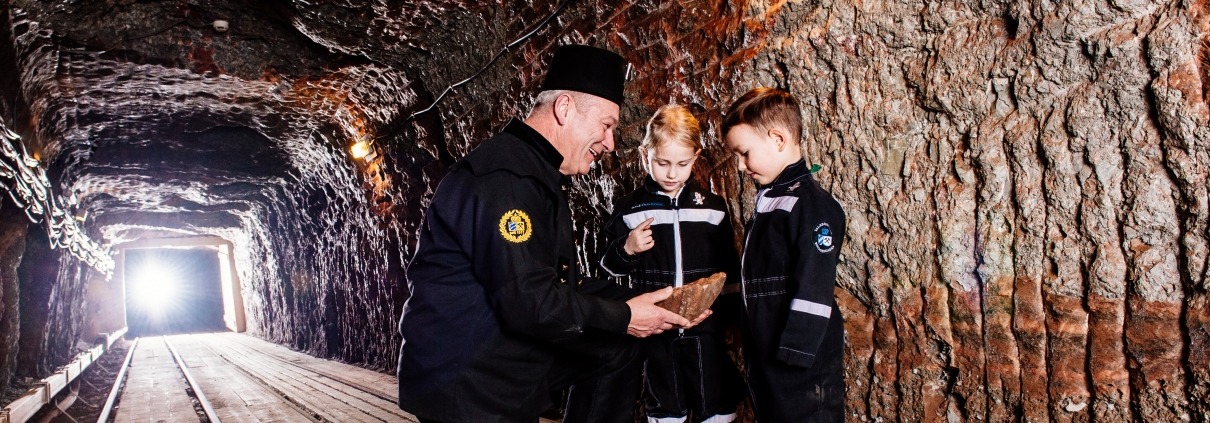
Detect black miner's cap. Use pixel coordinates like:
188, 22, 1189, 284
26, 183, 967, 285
541, 45, 630, 106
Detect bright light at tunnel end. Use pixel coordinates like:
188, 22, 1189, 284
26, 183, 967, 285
132, 264, 177, 310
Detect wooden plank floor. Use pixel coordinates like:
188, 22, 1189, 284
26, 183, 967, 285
118, 333, 560, 423
113, 336, 202, 423
181, 333, 413, 423
169, 333, 417, 423
166, 335, 319, 422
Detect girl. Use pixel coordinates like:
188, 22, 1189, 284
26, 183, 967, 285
599, 105, 745, 423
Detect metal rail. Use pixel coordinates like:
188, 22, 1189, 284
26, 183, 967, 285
95, 337, 139, 423
0, 328, 128, 423
162, 336, 222, 423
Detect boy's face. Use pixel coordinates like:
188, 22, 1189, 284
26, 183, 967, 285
643, 142, 700, 195
724, 123, 793, 186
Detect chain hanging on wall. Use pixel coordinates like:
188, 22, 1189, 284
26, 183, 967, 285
0, 120, 115, 276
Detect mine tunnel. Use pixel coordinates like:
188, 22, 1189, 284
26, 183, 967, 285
0, 1, 1208, 423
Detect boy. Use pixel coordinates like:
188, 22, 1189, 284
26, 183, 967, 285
721, 87, 846, 422
599, 105, 745, 423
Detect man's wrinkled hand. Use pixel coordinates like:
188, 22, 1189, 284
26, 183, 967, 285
625, 287, 691, 338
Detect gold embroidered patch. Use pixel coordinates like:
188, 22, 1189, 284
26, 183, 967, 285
498, 209, 532, 243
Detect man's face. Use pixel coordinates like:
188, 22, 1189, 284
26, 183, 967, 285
724, 123, 786, 186
560, 95, 619, 176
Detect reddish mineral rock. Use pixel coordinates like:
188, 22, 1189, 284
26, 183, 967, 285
656, 273, 726, 320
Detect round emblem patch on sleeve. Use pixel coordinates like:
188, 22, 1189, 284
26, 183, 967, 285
499, 209, 533, 243
814, 222, 835, 253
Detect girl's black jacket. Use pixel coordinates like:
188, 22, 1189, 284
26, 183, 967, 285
599, 177, 742, 328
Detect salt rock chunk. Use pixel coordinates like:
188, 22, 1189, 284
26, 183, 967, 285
656, 272, 726, 320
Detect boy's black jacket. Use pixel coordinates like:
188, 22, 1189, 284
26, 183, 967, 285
599, 176, 742, 329
741, 160, 846, 369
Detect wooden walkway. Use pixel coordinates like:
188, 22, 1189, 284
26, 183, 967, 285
113, 333, 418, 423
108, 333, 563, 423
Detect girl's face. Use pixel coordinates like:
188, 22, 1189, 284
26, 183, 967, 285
643, 141, 700, 195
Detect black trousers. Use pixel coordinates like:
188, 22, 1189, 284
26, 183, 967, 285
745, 351, 844, 423
418, 335, 642, 423
555, 334, 644, 423
642, 331, 745, 422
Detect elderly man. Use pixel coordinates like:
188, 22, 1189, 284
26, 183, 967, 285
397, 45, 706, 423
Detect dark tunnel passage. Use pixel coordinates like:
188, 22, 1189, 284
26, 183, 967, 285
0, 0, 1208, 422
123, 248, 225, 337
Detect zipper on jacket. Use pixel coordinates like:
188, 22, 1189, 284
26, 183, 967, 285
663, 187, 686, 335
740, 188, 770, 312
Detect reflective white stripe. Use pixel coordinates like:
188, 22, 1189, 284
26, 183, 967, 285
701, 413, 737, 423
677, 208, 725, 224
623, 208, 725, 228
721, 283, 741, 295
648, 416, 688, 423
756, 195, 798, 213
791, 299, 831, 317
623, 209, 676, 228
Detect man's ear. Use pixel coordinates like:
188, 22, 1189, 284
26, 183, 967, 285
553, 93, 574, 126
769, 128, 787, 152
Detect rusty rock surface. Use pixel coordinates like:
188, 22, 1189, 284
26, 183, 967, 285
0, 0, 1206, 421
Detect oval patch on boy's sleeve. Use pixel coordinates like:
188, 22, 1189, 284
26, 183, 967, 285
499, 209, 533, 243
814, 222, 835, 253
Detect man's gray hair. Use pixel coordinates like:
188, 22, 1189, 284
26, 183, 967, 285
528, 89, 594, 117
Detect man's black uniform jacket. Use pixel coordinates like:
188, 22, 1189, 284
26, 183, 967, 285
740, 160, 846, 421
397, 119, 637, 422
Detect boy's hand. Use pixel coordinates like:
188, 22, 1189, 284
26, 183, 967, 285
625, 287, 691, 338
623, 217, 656, 255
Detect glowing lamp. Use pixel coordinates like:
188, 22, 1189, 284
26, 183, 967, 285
351, 141, 371, 159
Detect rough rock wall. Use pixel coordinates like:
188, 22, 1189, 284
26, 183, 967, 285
12, 227, 91, 380
749, 0, 1210, 421
0, 202, 28, 393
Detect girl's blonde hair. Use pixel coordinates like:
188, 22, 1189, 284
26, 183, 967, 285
641, 105, 702, 151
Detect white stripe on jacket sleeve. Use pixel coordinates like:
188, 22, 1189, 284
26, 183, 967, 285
790, 299, 831, 317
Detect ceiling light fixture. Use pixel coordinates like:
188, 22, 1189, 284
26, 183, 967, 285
350, 141, 372, 160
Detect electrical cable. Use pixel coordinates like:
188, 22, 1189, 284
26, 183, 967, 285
401, 0, 575, 123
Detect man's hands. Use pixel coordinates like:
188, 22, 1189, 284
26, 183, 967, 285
625, 287, 713, 338
623, 217, 655, 255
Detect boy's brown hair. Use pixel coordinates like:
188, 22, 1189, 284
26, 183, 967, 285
641, 104, 702, 151
720, 87, 802, 143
